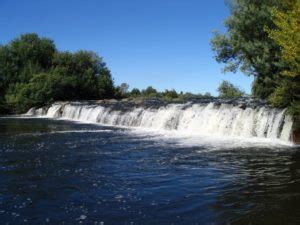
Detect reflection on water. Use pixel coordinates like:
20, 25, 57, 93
0, 117, 299, 225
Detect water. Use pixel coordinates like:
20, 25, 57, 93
29, 101, 294, 143
0, 117, 299, 225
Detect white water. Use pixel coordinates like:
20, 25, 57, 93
46, 104, 61, 118
28, 102, 294, 144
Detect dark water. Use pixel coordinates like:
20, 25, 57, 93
0, 117, 299, 225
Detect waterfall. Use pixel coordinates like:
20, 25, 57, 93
46, 104, 62, 118
28, 101, 294, 143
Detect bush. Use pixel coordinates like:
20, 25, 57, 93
217, 80, 244, 98
269, 79, 297, 108
130, 88, 141, 97
162, 89, 178, 99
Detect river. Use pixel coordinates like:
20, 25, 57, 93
0, 117, 299, 224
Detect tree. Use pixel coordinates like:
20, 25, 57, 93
0, 33, 56, 112
1, 33, 56, 83
5, 73, 54, 113
141, 86, 159, 97
266, 0, 300, 78
203, 92, 212, 98
217, 80, 244, 98
52, 50, 107, 99
97, 68, 115, 99
162, 89, 178, 99
130, 88, 141, 97
211, 0, 285, 99
269, 79, 298, 108
0, 33, 56, 96
119, 83, 130, 96
265, 0, 299, 121
0, 33, 117, 113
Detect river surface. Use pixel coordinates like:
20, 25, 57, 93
0, 117, 299, 225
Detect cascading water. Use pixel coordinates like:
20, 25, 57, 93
27, 101, 294, 143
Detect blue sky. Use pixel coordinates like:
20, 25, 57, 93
0, 0, 253, 95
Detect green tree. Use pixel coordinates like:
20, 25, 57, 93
211, 0, 285, 99
269, 79, 298, 108
266, 0, 300, 78
52, 50, 107, 99
97, 68, 115, 99
0, 33, 56, 110
141, 86, 159, 97
0, 34, 56, 112
162, 89, 178, 99
203, 92, 213, 98
0, 33, 55, 85
5, 73, 54, 113
217, 80, 244, 98
265, 0, 299, 134
130, 88, 141, 97
0, 33, 117, 113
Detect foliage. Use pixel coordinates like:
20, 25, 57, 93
178, 92, 212, 100
126, 87, 214, 101
268, 78, 298, 107
211, 0, 285, 98
97, 68, 115, 99
265, 0, 299, 121
5, 73, 53, 112
0, 33, 55, 95
130, 88, 141, 97
266, 0, 300, 78
141, 86, 160, 97
203, 92, 213, 98
0, 33, 116, 113
212, 0, 299, 134
217, 80, 244, 98
211, 0, 299, 106
0, 33, 218, 113
162, 89, 178, 99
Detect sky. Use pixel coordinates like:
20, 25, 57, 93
0, 0, 253, 95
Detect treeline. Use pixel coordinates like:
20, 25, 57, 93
116, 81, 244, 100
115, 83, 215, 100
0, 33, 116, 113
0, 33, 244, 114
211, 0, 299, 113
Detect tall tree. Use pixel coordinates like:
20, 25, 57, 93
211, 0, 285, 98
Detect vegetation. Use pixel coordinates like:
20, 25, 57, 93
266, 0, 300, 78
211, 0, 299, 132
0, 33, 115, 113
217, 80, 244, 98
115, 83, 214, 101
0, 34, 217, 114
211, 0, 283, 99
266, 0, 299, 126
